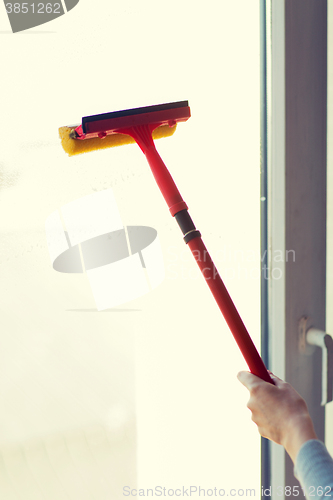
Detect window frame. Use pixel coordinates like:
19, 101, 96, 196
262, 0, 327, 496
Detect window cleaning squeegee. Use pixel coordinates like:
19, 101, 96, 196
59, 100, 273, 384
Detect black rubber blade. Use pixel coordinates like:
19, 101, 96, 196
82, 101, 189, 133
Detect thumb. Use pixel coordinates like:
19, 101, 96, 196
237, 370, 262, 390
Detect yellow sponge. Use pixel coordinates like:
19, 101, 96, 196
59, 123, 177, 157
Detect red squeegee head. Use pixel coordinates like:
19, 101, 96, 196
75, 101, 191, 215
74, 101, 273, 384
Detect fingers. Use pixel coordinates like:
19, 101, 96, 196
237, 370, 282, 390
268, 371, 282, 382
237, 371, 266, 390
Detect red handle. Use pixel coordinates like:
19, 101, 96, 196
187, 237, 273, 383
130, 125, 273, 384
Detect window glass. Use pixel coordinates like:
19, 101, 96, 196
0, 1, 261, 496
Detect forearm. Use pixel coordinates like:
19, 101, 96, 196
295, 440, 333, 500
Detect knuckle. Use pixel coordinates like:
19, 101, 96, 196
250, 383, 262, 398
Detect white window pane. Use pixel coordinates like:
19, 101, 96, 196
0, 0, 260, 497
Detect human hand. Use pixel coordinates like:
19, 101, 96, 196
237, 371, 318, 463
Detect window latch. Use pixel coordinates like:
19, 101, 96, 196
306, 328, 333, 406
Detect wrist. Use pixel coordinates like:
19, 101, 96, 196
282, 413, 318, 463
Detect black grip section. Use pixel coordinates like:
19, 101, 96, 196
174, 210, 196, 235
174, 210, 201, 244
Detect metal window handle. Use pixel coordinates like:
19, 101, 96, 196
306, 328, 333, 406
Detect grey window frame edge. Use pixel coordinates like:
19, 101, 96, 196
264, 0, 327, 497
260, 0, 271, 496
